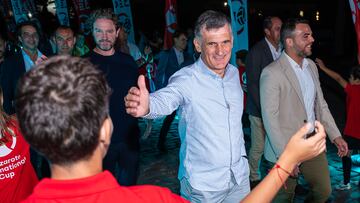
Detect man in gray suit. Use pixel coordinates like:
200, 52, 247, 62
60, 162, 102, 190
245, 16, 282, 187
260, 18, 348, 203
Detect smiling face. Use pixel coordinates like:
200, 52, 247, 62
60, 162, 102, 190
19, 25, 39, 52
287, 23, 314, 59
93, 18, 118, 55
194, 24, 233, 77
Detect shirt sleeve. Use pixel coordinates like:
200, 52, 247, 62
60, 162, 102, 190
144, 69, 192, 119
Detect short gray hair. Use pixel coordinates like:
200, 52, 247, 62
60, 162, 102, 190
194, 10, 231, 39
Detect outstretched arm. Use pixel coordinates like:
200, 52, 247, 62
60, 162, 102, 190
125, 75, 150, 117
315, 58, 348, 88
241, 121, 327, 203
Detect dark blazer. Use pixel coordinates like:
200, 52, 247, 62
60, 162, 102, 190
245, 38, 274, 117
156, 48, 194, 89
0, 51, 26, 114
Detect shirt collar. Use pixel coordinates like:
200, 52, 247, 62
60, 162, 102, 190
173, 47, 183, 55
196, 56, 229, 80
265, 37, 282, 61
32, 171, 119, 198
284, 52, 309, 70
21, 48, 43, 60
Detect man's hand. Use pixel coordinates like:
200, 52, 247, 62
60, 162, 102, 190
333, 137, 348, 157
124, 75, 150, 117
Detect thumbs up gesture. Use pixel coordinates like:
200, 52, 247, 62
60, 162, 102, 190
125, 75, 150, 117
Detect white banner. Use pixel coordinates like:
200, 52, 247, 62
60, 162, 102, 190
55, 0, 70, 26
112, 0, 135, 43
10, 0, 29, 23
228, 0, 248, 65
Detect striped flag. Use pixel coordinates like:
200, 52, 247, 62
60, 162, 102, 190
349, 0, 360, 63
163, 0, 177, 50
112, 0, 135, 43
228, 0, 248, 65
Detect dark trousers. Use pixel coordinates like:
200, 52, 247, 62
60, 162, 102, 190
342, 135, 360, 184
103, 142, 139, 186
158, 111, 176, 146
268, 152, 331, 203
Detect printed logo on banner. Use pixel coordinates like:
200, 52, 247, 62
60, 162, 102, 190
234, 2, 247, 35
112, 0, 135, 42
55, 0, 70, 26
228, 0, 248, 65
165, 4, 176, 34
11, 0, 29, 23
118, 13, 131, 34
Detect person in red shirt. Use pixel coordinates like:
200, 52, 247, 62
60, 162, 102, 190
316, 58, 360, 190
0, 87, 38, 203
16, 55, 188, 203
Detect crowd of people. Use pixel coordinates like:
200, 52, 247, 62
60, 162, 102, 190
0, 7, 358, 203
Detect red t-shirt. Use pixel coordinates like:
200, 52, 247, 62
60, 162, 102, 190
344, 84, 360, 139
0, 118, 38, 203
22, 171, 188, 203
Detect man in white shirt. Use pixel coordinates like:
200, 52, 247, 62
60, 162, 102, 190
260, 18, 348, 203
1, 21, 47, 114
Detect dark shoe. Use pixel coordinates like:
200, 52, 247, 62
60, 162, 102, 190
250, 180, 261, 190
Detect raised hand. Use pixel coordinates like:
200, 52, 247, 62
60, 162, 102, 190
283, 121, 327, 165
124, 75, 150, 117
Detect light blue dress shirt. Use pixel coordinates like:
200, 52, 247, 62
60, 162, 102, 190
145, 58, 249, 191
21, 49, 45, 72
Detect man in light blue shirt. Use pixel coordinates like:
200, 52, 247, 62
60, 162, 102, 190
125, 10, 249, 202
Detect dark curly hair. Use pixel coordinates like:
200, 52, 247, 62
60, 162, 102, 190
15, 56, 111, 165
89, 8, 118, 33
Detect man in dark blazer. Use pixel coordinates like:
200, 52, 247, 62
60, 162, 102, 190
245, 16, 282, 187
156, 30, 194, 151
